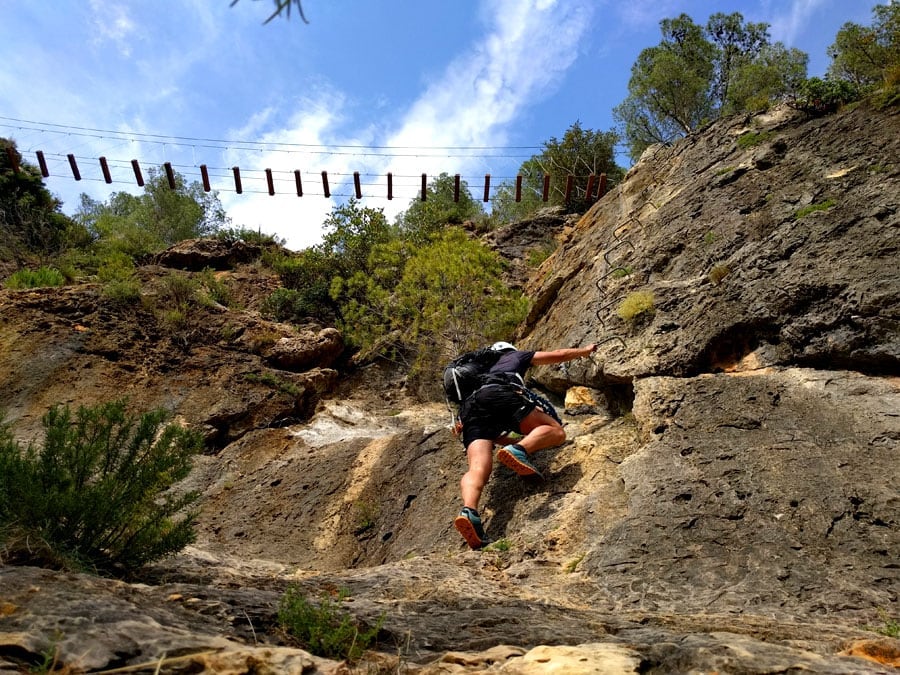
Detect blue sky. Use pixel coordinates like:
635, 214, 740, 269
0, 0, 875, 250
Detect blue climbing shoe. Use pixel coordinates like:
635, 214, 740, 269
497, 444, 542, 478
454, 507, 487, 549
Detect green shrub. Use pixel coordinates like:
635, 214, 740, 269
790, 77, 861, 115
737, 131, 773, 148
244, 372, 301, 397
159, 272, 199, 307
159, 308, 188, 332
198, 267, 234, 307
262, 287, 323, 324
278, 586, 382, 662
794, 199, 836, 219
872, 83, 900, 109
103, 279, 142, 305
0, 400, 202, 575
96, 251, 136, 284
215, 226, 282, 247
353, 500, 379, 535
564, 553, 585, 573
4, 267, 66, 289
617, 290, 655, 324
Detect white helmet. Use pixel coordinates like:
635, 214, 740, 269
491, 341, 517, 352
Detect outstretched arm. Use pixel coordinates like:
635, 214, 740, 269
530, 344, 597, 366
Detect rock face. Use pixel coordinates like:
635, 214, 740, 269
1, 103, 899, 673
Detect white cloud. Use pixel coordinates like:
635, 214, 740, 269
88, 0, 137, 57
767, 0, 829, 45
220, 90, 372, 250
373, 0, 593, 217
222, 0, 595, 246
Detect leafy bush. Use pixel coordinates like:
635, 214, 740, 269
278, 586, 382, 662
198, 267, 234, 307
215, 226, 283, 247
96, 251, 136, 284
617, 290, 655, 324
97, 251, 142, 305
790, 77, 861, 115
159, 272, 199, 307
393, 228, 529, 374
4, 267, 66, 289
267, 249, 336, 323
872, 82, 900, 109
0, 400, 202, 575
102, 279, 142, 305
262, 287, 322, 324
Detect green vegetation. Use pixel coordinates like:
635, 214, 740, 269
618, 291, 656, 324
526, 240, 558, 268
794, 199, 836, 219
0, 139, 76, 268
866, 609, 900, 638
215, 225, 283, 247
3, 266, 66, 289
2, 139, 244, 300
485, 538, 511, 552
265, 196, 528, 391
828, 3, 900, 89
396, 173, 485, 243
737, 131, 774, 148
244, 372, 302, 397
614, 3, 899, 159
0, 400, 202, 575
492, 122, 623, 221
197, 267, 234, 308
614, 12, 807, 161
353, 500, 379, 535
564, 554, 585, 573
790, 77, 860, 115
278, 586, 382, 662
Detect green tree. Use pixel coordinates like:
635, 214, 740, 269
706, 12, 770, 114
268, 200, 395, 326
329, 238, 413, 349
614, 12, 808, 162
394, 227, 528, 363
828, 3, 900, 88
75, 168, 228, 259
0, 138, 80, 266
319, 198, 394, 277
614, 14, 716, 162
728, 43, 809, 112
491, 157, 546, 223
492, 122, 621, 220
0, 400, 202, 575
395, 173, 484, 244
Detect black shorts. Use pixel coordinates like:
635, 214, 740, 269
459, 383, 535, 447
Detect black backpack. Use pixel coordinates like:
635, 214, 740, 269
442, 347, 506, 405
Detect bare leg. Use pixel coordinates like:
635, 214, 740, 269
515, 408, 566, 455
460, 438, 494, 510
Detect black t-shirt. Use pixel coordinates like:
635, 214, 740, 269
489, 350, 535, 378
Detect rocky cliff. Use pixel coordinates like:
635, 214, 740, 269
0, 102, 898, 673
